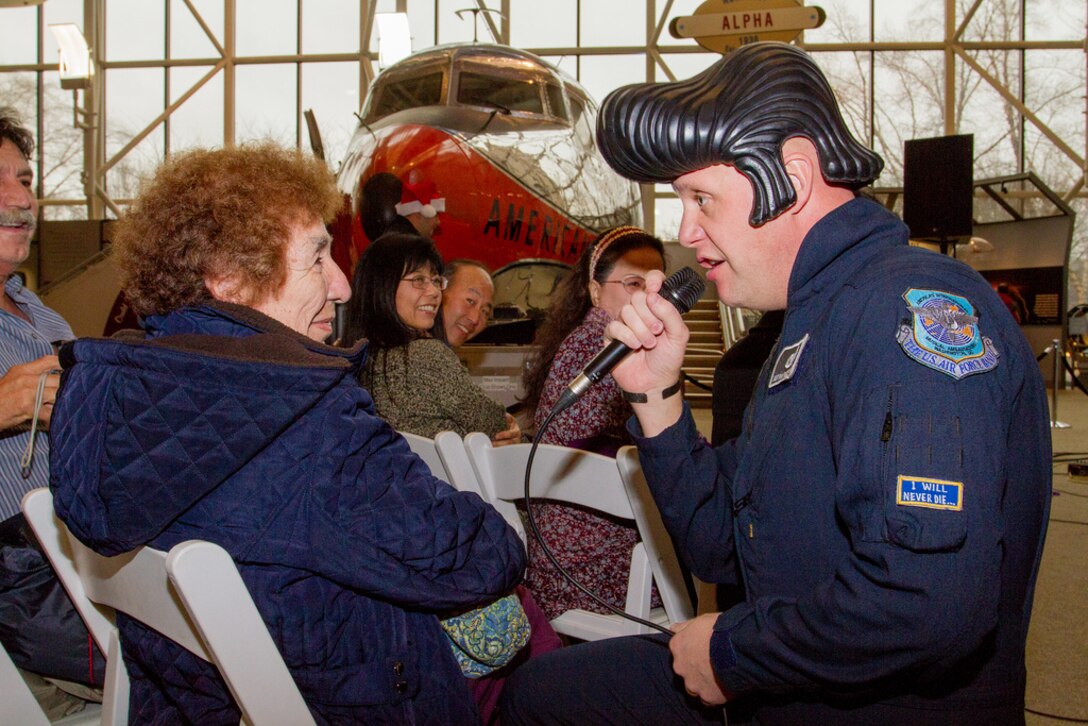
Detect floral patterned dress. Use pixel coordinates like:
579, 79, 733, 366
528, 307, 661, 620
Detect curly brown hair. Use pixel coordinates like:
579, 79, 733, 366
521, 226, 665, 417
114, 143, 341, 317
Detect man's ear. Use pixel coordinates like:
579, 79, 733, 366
781, 136, 819, 215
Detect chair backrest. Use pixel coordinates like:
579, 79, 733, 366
0, 638, 50, 726
400, 430, 487, 498
616, 446, 695, 623
465, 432, 675, 638
464, 432, 639, 545
401, 431, 449, 483
165, 541, 316, 726
21, 489, 315, 726
434, 431, 485, 498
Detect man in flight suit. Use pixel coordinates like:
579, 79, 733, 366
501, 42, 1051, 725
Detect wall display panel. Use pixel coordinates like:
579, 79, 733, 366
169, 0, 223, 60
872, 50, 945, 184
874, 0, 940, 42
577, 54, 646, 113
168, 65, 223, 151
236, 63, 297, 144
804, 0, 871, 44
301, 0, 359, 55
812, 51, 872, 151
1027, 0, 1085, 42
106, 0, 165, 61
509, 0, 577, 48
579, 0, 645, 48
300, 61, 358, 169
236, 0, 296, 57
0, 7, 38, 65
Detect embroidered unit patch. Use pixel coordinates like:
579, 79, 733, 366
896, 288, 999, 380
768, 333, 809, 388
896, 475, 963, 511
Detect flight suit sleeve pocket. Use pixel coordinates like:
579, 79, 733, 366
881, 386, 967, 553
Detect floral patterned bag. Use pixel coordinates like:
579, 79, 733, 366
440, 592, 531, 678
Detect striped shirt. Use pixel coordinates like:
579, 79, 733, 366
0, 275, 74, 519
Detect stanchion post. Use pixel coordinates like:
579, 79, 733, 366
1050, 338, 1071, 429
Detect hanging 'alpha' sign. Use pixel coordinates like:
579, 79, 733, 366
670, 0, 826, 54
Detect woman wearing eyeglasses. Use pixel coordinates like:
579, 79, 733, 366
344, 233, 519, 444
520, 226, 666, 620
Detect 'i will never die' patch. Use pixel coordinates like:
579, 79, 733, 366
896, 475, 963, 511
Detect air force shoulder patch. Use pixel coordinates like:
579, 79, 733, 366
896, 288, 999, 380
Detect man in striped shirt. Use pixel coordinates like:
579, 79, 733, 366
0, 107, 99, 717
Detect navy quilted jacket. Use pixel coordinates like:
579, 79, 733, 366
49, 302, 525, 725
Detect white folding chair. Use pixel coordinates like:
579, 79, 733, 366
22, 489, 126, 726
401, 430, 487, 498
463, 432, 687, 640
22, 488, 315, 726
401, 431, 450, 483
0, 638, 102, 725
616, 446, 699, 619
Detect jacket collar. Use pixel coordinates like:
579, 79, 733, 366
787, 197, 909, 308
138, 300, 365, 369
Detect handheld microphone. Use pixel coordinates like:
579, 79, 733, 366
550, 267, 706, 416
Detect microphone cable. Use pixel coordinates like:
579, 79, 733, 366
522, 405, 674, 636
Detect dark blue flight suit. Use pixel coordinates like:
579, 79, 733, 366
634, 197, 1051, 724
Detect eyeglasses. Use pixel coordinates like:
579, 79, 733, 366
601, 276, 647, 294
402, 274, 449, 291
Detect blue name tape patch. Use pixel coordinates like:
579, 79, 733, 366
896, 475, 963, 511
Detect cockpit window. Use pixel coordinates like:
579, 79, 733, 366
457, 71, 545, 115
370, 71, 444, 119
545, 83, 567, 121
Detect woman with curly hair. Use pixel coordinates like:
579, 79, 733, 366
520, 226, 666, 619
49, 143, 525, 724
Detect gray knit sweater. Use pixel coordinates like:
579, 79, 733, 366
361, 337, 506, 438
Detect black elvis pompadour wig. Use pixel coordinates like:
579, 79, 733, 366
596, 42, 883, 227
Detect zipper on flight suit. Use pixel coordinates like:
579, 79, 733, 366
880, 388, 894, 443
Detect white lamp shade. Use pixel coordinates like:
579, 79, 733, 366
49, 23, 93, 89
376, 13, 412, 70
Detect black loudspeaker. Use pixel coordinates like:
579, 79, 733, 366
903, 134, 974, 242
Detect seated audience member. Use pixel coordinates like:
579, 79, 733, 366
359, 171, 445, 241
344, 234, 520, 444
344, 235, 555, 723
48, 144, 525, 725
518, 226, 666, 620
0, 106, 102, 718
435, 259, 495, 347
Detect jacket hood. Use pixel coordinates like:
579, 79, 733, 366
50, 302, 366, 555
